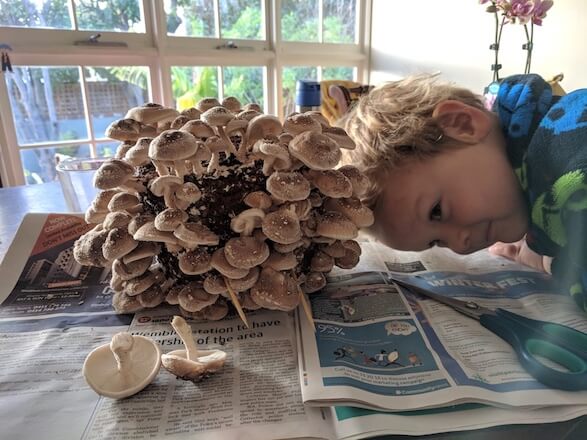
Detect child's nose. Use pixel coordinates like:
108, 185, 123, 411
447, 227, 471, 254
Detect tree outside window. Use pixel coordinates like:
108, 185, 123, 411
0, 0, 364, 185
0, 0, 144, 32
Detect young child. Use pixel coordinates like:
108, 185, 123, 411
341, 73, 587, 311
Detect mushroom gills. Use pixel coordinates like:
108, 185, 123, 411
82, 332, 161, 400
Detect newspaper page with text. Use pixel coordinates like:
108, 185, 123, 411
0, 214, 332, 440
81, 307, 335, 440
297, 241, 587, 411
1, 214, 586, 439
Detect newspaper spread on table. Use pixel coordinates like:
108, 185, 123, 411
297, 240, 587, 413
1, 213, 586, 440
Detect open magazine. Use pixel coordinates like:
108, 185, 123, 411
297, 240, 587, 412
1, 214, 586, 440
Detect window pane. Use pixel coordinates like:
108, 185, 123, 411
97, 141, 119, 158
84, 66, 150, 138
165, 0, 215, 37
220, 0, 263, 40
21, 145, 91, 185
223, 66, 264, 109
281, 0, 318, 42
171, 66, 219, 110
322, 66, 355, 81
0, 0, 72, 29
323, 0, 356, 43
75, 0, 144, 32
282, 66, 317, 116
6, 66, 88, 145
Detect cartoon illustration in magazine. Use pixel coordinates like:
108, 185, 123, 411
321, 318, 435, 374
333, 346, 358, 361
371, 349, 403, 367
408, 352, 422, 367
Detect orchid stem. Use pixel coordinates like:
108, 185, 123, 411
523, 22, 534, 74
491, 8, 505, 83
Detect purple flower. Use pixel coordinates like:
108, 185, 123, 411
506, 0, 535, 24
483, 92, 497, 111
532, 0, 553, 25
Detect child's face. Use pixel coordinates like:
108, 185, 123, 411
373, 141, 528, 254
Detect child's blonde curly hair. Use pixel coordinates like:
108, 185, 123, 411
341, 74, 488, 209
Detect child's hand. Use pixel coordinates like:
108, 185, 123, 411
489, 238, 552, 274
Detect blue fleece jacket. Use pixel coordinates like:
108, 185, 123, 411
496, 74, 587, 311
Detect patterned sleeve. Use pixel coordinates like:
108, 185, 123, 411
495, 74, 553, 168
526, 89, 587, 312
549, 206, 587, 312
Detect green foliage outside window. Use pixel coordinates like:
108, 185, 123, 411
2, 0, 356, 184
0, 0, 143, 31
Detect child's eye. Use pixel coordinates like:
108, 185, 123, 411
429, 202, 442, 221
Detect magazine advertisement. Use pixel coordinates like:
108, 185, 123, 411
297, 241, 587, 411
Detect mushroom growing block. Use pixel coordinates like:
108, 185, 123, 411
74, 96, 374, 325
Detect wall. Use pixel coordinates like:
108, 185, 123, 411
369, 0, 586, 93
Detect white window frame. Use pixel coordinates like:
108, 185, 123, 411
0, 0, 372, 187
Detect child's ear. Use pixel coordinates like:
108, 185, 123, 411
432, 100, 492, 143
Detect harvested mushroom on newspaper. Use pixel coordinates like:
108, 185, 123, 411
161, 315, 227, 382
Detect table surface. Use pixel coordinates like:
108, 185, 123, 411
0, 182, 586, 440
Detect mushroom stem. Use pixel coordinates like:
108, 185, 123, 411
207, 152, 221, 174
174, 160, 187, 179
110, 332, 135, 373
163, 188, 176, 209
236, 134, 252, 163
152, 160, 169, 176
171, 316, 199, 361
217, 127, 238, 157
224, 280, 249, 328
262, 157, 275, 176
189, 155, 206, 175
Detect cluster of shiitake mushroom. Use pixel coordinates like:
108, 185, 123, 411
73, 96, 373, 326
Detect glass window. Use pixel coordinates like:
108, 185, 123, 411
75, 0, 144, 32
0, 2, 365, 186
96, 141, 120, 158
223, 66, 264, 108
322, 66, 355, 81
5, 64, 149, 184
21, 144, 91, 184
171, 66, 219, 110
6, 66, 88, 144
0, 0, 144, 32
165, 0, 215, 37
171, 65, 265, 111
165, 0, 263, 39
323, 0, 356, 43
83, 66, 150, 138
0, 0, 72, 29
220, 0, 263, 40
281, 0, 319, 42
282, 66, 318, 116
